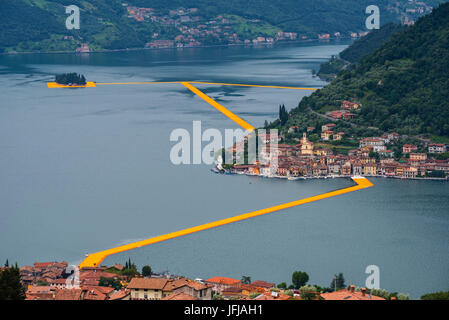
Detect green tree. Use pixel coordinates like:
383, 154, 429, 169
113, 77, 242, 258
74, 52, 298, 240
277, 282, 287, 289
299, 285, 319, 300
142, 265, 152, 277
279, 104, 288, 126
421, 291, 449, 300
98, 276, 122, 290
292, 271, 309, 289
122, 258, 139, 278
436, 152, 449, 160
55, 73, 87, 85
241, 276, 251, 284
249, 292, 260, 299
330, 273, 346, 291
0, 262, 25, 300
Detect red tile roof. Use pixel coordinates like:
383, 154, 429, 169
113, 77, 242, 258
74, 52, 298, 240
205, 277, 241, 286
26, 292, 54, 300
109, 289, 130, 300
320, 287, 385, 300
50, 278, 67, 285
81, 286, 112, 300
128, 278, 169, 290
27, 286, 53, 294
54, 289, 82, 300
34, 262, 54, 269
251, 280, 275, 289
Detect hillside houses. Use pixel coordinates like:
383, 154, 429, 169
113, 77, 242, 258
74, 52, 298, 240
428, 143, 447, 153
327, 110, 356, 120
403, 144, 418, 153
359, 138, 386, 152
341, 100, 359, 110
122, 6, 370, 50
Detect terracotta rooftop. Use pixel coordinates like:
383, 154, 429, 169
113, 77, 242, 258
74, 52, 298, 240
170, 278, 213, 291
34, 262, 55, 269
112, 263, 124, 271
80, 270, 119, 280
163, 278, 190, 291
27, 286, 53, 294
26, 292, 54, 300
128, 277, 169, 290
50, 278, 67, 285
81, 286, 112, 300
251, 280, 275, 289
54, 289, 82, 300
109, 289, 130, 300
205, 277, 241, 286
320, 286, 385, 300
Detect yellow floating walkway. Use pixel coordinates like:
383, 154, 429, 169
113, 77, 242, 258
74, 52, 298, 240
45, 79, 373, 269
47, 80, 317, 90
93, 81, 317, 90
187, 81, 318, 90
181, 82, 255, 132
47, 81, 96, 88
46, 80, 315, 131
79, 176, 373, 268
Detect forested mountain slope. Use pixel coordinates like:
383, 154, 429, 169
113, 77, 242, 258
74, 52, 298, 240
287, 3, 449, 138
318, 23, 406, 80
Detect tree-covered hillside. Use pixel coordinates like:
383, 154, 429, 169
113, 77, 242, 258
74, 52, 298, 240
339, 23, 407, 63
318, 23, 406, 80
285, 2, 449, 138
0, 0, 175, 52
0, 0, 446, 53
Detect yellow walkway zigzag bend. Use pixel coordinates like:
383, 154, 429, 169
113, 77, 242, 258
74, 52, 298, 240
79, 177, 373, 268
46, 80, 373, 268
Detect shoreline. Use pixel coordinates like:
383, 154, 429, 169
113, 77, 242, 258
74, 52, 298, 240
0, 38, 351, 56
224, 171, 449, 181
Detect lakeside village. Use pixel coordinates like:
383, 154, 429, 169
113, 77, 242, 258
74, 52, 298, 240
120, 2, 433, 49
75, 5, 371, 53
129, 6, 364, 49
1, 261, 407, 301
221, 101, 449, 180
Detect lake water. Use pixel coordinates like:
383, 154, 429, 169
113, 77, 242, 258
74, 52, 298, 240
0, 42, 448, 298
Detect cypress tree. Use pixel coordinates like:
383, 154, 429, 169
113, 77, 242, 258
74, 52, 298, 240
0, 263, 25, 300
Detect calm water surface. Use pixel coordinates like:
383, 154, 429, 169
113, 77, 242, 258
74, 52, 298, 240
0, 42, 448, 298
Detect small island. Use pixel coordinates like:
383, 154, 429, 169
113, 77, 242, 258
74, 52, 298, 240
47, 73, 95, 88
55, 73, 87, 86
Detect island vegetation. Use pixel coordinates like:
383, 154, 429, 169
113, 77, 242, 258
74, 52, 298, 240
55, 73, 87, 86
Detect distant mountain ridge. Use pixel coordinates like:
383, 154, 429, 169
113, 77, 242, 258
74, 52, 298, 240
0, 0, 446, 53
